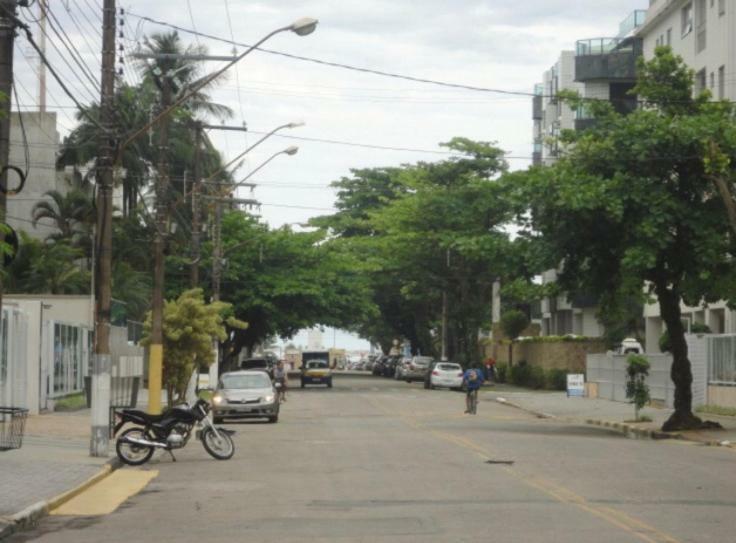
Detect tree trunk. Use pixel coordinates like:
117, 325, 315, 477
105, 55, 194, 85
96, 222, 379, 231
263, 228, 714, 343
508, 341, 513, 369
656, 282, 703, 431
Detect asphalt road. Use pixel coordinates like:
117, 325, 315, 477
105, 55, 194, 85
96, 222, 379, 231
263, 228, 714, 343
11, 376, 736, 543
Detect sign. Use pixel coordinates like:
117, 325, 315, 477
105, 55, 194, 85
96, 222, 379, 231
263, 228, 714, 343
197, 373, 210, 390
566, 373, 585, 397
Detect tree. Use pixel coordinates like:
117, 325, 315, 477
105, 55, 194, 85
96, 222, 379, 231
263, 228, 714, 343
31, 189, 94, 251
510, 47, 736, 430
141, 288, 245, 405
500, 309, 529, 368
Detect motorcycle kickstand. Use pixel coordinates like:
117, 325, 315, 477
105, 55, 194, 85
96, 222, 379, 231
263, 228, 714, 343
167, 449, 177, 462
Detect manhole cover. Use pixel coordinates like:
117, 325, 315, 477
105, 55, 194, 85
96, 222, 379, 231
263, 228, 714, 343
485, 459, 514, 465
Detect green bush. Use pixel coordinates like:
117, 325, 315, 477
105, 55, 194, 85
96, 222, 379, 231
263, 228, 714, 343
659, 330, 671, 353
546, 369, 568, 391
691, 323, 712, 334
529, 366, 546, 389
626, 354, 650, 421
510, 361, 531, 386
495, 363, 507, 383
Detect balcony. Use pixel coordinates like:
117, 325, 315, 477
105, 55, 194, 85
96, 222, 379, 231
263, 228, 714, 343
575, 37, 642, 82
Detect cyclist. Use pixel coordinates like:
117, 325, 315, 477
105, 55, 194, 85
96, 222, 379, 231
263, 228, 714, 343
274, 360, 288, 402
463, 367, 484, 414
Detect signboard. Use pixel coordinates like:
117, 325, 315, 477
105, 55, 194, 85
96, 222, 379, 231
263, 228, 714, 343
197, 373, 210, 390
566, 373, 585, 397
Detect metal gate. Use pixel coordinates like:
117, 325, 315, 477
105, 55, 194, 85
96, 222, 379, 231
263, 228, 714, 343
0, 307, 28, 409
40, 320, 91, 409
709, 335, 736, 385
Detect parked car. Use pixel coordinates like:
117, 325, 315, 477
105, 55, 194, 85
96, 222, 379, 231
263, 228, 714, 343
301, 359, 333, 388
212, 370, 280, 423
372, 356, 387, 376
614, 337, 644, 355
428, 362, 464, 390
240, 357, 276, 380
403, 356, 434, 382
383, 355, 401, 378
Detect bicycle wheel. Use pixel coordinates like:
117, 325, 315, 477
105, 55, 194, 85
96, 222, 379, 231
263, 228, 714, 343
471, 390, 478, 414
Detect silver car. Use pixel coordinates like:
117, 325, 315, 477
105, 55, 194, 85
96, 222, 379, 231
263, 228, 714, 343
403, 356, 434, 382
212, 370, 280, 424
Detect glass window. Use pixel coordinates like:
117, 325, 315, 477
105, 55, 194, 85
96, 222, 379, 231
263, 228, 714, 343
666, 28, 672, 45
221, 374, 271, 389
718, 65, 725, 99
719, 0, 725, 15
682, 3, 694, 36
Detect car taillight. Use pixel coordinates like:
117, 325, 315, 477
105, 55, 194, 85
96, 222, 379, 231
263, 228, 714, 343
432, 370, 439, 376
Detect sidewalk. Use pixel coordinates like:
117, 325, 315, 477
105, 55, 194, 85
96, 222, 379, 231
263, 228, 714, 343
484, 385, 736, 446
0, 409, 116, 539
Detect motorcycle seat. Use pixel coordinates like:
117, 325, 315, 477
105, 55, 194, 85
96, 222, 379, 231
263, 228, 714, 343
120, 409, 167, 423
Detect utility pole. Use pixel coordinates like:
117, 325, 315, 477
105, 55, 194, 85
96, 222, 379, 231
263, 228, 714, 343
37, 0, 46, 112
441, 248, 450, 361
212, 200, 222, 302
0, 0, 18, 326
149, 75, 171, 414
90, 0, 115, 457
190, 121, 202, 287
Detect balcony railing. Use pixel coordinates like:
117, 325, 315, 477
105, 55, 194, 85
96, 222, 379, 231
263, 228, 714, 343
575, 37, 642, 82
618, 10, 647, 37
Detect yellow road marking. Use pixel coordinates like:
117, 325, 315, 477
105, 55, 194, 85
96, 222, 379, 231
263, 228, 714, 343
51, 469, 158, 516
367, 397, 681, 543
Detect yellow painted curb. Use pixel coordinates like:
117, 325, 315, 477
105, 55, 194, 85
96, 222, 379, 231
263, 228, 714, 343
51, 469, 158, 516
46, 463, 114, 512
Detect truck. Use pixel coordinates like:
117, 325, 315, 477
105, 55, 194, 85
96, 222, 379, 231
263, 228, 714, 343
300, 350, 333, 388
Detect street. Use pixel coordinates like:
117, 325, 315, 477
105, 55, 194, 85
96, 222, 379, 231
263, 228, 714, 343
10, 376, 736, 543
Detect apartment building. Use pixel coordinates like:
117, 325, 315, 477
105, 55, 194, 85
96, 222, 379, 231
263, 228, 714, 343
636, 0, 736, 100
532, 51, 581, 166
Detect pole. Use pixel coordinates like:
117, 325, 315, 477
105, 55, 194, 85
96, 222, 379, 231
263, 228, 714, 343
190, 122, 202, 287
212, 201, 222, 302
0, 0, 17, 338
149, 75, 171, 414
441, 248, 449, 361
90, 0, 115, 457
37, 0, 46, 112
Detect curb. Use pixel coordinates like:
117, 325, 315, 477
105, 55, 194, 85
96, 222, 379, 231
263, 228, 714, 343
493, 397, 735, 446
0, 457, 120, 541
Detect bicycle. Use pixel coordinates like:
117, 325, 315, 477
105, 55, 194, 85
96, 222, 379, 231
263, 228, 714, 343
466, 388, 478, 415
275, 381, 286, 403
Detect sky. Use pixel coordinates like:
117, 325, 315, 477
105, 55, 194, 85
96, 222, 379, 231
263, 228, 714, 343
9, 0, 646, 349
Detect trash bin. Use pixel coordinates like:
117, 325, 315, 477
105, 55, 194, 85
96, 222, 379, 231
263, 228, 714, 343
0, 407, 29, 451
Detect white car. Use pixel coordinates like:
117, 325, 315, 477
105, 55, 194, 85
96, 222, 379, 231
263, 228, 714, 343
429, 362, 464, 390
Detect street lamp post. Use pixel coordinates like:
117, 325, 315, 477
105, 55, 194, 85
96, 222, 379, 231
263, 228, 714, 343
140, 19, 316, 414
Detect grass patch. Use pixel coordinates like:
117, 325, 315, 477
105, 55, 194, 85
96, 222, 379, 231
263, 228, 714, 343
54, 392, 87, 412
623, 415, 653, 423
696, 404, 736, 417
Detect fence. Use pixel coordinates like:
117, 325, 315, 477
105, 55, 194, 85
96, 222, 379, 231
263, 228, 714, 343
709, 335, 736, 385
586, 353, 677, 407
0, 307, 28, 409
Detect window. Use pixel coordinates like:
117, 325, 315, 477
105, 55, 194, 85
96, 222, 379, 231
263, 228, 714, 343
666, 28, 672, 45
718, 65, 725, 99
695, 68, 707, 95
719, 0, 725, 15
710, 72, 715, 89
682, 3, 694, 36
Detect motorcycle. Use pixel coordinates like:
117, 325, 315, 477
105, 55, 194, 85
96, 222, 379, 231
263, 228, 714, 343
114, 398, 235, 465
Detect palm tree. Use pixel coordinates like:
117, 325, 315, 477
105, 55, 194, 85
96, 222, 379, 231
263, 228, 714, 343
32, 189, 95, 251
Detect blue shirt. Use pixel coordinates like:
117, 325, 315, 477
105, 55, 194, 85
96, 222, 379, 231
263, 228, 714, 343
464, 369, 483, 390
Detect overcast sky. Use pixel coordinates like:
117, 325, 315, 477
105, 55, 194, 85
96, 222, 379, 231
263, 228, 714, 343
11, 1, 645, 350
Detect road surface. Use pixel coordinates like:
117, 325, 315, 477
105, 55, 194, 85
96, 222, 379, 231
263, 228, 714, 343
10, 376, 736, 542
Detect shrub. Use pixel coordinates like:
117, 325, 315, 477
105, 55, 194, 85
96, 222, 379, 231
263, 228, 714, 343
529, 366, 546, 389
495, 363, 507, 383
510, 360, 531, 386
690, 322, 712, 334
546, 369, 568, 391
625, 354, 650, 421
659, 330, 671, 353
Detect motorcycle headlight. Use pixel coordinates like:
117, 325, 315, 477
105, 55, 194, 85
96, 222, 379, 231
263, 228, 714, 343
263, 394, 275, 404
212, 394, 225, 405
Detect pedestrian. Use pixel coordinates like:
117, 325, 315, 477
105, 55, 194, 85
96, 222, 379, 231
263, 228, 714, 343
484, 356, 496, 383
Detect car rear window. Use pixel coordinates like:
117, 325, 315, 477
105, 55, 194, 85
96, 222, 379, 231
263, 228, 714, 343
438, 364, 461, 371
413, 358, 433, 366
307, 361, 328, 369
221, 374, 271, 389
241, 360, 268, 369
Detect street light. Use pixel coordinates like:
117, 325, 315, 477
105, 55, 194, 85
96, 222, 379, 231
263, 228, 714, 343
207, 146, 300, 192
290, 17, 319, 36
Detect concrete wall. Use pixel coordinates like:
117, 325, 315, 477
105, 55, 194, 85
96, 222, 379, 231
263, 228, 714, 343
488, 339, 607, 372
708, 385, 736, 408
587, 352, 676, 406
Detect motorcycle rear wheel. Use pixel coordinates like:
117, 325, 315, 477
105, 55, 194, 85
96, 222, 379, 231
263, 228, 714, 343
201, 428, 235, 460
116, 428, 155, 466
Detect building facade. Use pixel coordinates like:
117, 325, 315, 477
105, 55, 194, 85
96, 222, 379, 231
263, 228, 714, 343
636, 0, 736, 100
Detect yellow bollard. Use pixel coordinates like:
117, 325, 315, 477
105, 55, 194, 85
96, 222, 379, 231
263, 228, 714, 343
148, 344, 163, 414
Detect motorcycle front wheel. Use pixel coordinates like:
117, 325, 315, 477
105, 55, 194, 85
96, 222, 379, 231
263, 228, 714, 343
201, 428, 234, 460
116, 428, 155, 466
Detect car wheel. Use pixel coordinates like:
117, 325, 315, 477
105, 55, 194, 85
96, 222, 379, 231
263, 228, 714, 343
301, 380, 305, 388
327, 379, 333, 388
213, 416, 223, 424
268, 415, 278, 423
